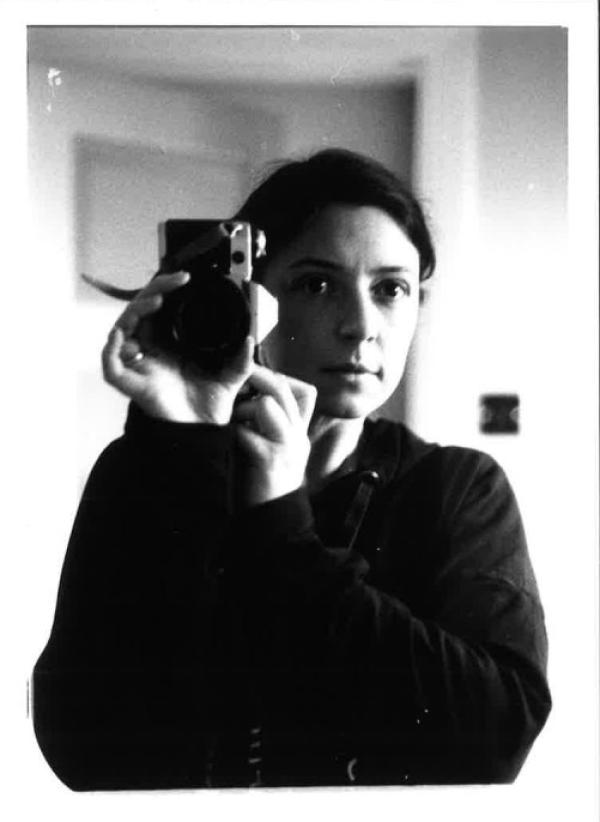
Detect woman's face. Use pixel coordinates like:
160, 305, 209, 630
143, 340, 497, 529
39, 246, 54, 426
260, 204, 420, 419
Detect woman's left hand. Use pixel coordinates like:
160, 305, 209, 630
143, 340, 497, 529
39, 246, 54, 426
233, 366, 317, 507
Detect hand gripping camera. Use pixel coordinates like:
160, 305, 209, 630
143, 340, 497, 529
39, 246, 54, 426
83, 220, 278, 372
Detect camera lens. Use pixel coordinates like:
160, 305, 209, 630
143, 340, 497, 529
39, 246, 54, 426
171, 274, 250, 370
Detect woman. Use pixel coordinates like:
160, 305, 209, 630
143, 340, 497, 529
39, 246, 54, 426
33, 149, 551, 790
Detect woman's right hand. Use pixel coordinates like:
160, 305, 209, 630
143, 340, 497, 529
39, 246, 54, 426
102, 271, 253, 424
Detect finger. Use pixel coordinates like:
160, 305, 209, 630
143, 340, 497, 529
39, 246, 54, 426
102, 326, 127, 386
120, 338, 143, 362
244, 366, 302, 425
234, 394, 290, 442
102, 326, 145, 391
282, 376, 317, 428
116, 294, 163, 335
235, 422, 271, 460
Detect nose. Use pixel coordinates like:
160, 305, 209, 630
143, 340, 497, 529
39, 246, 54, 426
336, 289, 379, 343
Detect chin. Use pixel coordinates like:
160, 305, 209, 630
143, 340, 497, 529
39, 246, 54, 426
315, 391, 382, 420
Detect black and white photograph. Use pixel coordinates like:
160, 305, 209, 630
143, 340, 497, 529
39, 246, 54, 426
2, 2, 598, 821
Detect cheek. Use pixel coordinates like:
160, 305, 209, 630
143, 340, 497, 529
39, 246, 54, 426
275, 305, 306, 341
264, 302, 325, 366
260, 311, 311, 372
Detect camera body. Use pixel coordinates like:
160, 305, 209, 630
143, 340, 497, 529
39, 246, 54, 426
154, 219, 277, 371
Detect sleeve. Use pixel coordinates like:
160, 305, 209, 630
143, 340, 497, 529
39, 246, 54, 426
227, 448, 551, 785
32, 406, 236, 791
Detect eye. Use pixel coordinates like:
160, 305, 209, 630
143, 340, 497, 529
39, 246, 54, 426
290, 274, 334, 297
373, 278, 411, 301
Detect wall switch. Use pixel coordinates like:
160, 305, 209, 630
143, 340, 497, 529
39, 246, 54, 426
479, 394, 519, 434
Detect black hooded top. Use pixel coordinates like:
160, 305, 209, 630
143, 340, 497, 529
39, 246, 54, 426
33, 406, 551, 790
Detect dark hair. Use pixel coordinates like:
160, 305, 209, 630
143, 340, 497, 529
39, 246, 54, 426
235, 148, 436, 282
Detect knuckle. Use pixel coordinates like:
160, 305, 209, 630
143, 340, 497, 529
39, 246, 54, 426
260, 394, 276, 411
264, 368, 282, 387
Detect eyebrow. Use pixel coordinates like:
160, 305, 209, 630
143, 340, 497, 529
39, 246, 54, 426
288, 257, 415, 275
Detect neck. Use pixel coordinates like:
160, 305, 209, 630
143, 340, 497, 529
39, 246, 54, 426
306, 414, 366, 489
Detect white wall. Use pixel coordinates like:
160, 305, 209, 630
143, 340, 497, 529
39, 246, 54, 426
224, 82, 414, 180
413, 27, 568, 455
413, 28, 567, 452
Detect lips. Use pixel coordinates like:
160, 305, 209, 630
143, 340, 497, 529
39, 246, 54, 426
322, 363, 381, 377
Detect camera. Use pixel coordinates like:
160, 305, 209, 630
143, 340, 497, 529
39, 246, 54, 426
81, 219, 277, 372
154, 219, 277, 371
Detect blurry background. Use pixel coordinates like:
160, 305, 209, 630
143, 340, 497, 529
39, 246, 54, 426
27, 24, 585, 796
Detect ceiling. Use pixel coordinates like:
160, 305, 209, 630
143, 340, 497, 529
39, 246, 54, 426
27, 26, 457, 87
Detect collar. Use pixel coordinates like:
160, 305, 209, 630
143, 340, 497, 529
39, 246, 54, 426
355, 418, 439, 488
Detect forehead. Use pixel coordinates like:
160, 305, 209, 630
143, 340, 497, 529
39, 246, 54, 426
270, 204, 420, 272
